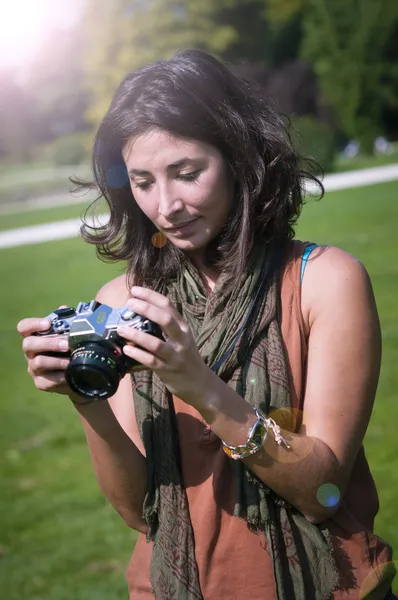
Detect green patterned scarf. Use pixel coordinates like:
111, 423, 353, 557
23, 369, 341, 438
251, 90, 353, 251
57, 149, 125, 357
131, 242, 339, 600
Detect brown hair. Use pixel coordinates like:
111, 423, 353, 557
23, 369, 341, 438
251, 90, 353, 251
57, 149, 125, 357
74, 49, 323, 295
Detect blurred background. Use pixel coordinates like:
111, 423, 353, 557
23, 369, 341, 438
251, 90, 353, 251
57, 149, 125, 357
0, 1, 397, 598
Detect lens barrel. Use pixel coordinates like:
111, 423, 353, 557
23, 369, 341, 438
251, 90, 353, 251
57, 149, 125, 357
65, 343, 127, 400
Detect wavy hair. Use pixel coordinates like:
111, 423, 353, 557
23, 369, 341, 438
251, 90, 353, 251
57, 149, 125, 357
75, 49, 323, 295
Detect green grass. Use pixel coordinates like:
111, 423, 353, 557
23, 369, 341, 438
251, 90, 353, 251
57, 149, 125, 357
333, 146, 398, 173
0, 241, 132, 600
0, 203, 91, 232
0, 180, 73, 208
0, 198, 108, 232
1, 180, 398, 597
0, 163, 91, 206
331, 140, 398, 172
0, 161, 54, 177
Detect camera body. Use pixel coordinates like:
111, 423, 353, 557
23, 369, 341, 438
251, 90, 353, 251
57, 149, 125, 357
36, 301, 164, 400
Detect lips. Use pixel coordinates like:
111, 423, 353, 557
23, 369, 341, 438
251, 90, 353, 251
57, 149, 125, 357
164, 218, 198, 231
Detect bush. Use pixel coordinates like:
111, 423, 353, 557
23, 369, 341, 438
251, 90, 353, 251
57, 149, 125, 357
290, 116, 336, 174
42, 132, 92, 166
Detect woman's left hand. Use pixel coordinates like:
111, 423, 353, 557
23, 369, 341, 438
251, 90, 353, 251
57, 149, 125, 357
117, 286, 212, 406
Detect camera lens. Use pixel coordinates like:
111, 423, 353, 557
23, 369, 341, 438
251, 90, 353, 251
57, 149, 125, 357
65, 343, 127, 400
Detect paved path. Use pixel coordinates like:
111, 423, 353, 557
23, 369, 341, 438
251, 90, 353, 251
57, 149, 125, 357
0, 215, 110, 249
305, 163, 398, 192
1, 164, 397, 250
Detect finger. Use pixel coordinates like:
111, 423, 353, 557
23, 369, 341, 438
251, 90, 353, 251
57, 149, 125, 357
29, 354, 70, 375
34, 371, 69, 393
17, 317, 52, 337
23, 335, 69, 359
129, 287, 183, 326
126, 297, 182, 341
117, 325, 169, 359
130, 286, 171, 309
123, 344, 161, 371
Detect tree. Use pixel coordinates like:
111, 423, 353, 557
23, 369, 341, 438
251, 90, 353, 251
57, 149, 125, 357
264, 0, 302, 24
301, 0, 398, 151
83, 0, 273, 125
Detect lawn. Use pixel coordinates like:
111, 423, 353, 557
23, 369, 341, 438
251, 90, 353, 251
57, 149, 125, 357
0, 164, 91, 207
0, 197, 107, 233
0, 203, 93, 232
1, 179, 397, 598
333, 145, 398, 172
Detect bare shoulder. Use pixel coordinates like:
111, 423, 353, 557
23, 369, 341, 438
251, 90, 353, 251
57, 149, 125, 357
298, 244, 381, 485
301, 245, 376, 332
96, 274, 131, 307
299, 245, 381, 488
95, 273, 145, 454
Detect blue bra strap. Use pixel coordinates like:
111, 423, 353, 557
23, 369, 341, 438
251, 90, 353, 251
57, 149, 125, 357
300, 244, 318, 285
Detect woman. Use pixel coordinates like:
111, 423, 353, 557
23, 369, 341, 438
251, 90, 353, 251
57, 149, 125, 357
17, 50, 396, 599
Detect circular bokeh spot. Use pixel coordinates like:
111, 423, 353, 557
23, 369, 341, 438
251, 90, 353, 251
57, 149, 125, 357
151, 232, 168, 248
106, 165, 129, 189
249, 378, 256, 384
316, 483, 341, 508
268, 407, 302, 433
359, 560, 397, 599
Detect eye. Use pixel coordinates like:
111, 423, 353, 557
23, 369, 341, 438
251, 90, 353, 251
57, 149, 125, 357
133, 180, 153, 191
178, 170, 201, 182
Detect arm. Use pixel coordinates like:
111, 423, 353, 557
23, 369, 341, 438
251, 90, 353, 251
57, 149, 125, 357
74, 376, 148, 533
192, 246, 381, 523
73, 275, 148, 532
18, 275, 148, 533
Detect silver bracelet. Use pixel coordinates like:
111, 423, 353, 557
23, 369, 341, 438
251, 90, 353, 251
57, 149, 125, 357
222, 408, 291, 460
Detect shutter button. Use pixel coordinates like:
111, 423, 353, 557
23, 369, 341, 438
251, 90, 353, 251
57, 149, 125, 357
120, 308, 135, 321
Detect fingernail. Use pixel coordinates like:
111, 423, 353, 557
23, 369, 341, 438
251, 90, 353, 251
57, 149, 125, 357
59, 340, 69, 351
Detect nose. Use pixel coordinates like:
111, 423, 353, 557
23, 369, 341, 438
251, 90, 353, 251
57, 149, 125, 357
157, 182, 184, 219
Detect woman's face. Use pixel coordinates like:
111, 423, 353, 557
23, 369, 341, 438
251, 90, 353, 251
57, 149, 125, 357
122, 129, 234, 261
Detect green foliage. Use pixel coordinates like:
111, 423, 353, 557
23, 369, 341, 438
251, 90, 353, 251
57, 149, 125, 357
301, 0, 398, 150
290, 116, 336, 173
83, 0, 270, 125
265, 0, 302, 25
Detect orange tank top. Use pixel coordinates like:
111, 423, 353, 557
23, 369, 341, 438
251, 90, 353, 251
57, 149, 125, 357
126, 241, 393, 599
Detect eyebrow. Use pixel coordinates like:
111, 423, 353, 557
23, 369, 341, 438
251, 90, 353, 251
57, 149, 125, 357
128, 156, 201, 176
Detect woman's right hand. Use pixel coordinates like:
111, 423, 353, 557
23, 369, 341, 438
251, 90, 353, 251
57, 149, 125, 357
17, 317, 71, 395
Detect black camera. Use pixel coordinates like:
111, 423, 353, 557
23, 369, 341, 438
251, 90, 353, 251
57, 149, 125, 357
36, 301, 164, 400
